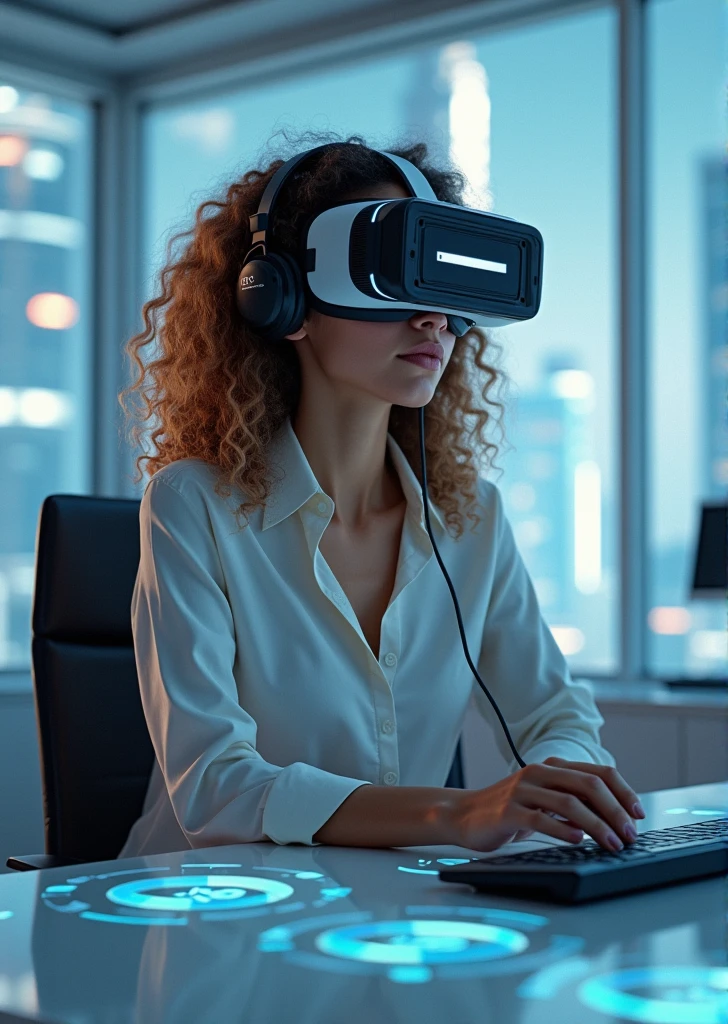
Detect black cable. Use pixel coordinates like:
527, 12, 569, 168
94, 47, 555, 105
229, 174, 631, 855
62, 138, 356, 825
417, 403, 528, 770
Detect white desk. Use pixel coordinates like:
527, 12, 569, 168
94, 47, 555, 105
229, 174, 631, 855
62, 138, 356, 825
0, 780, 726, 1024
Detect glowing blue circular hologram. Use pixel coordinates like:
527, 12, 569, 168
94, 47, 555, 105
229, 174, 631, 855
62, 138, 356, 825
105, 875, 294, 912
665, 808, 727, 817
40, 864, 352, 926
389, 966, 435, 984
398, 856, 501, 876
258, 908, 582, 985
314, 919, 530, 965
578, 966, 728, 1023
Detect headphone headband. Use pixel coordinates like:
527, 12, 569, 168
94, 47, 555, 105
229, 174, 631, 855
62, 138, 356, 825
248, 143, 438, 248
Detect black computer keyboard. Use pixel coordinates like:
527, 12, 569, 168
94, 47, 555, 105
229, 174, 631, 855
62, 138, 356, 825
438, 817, 728, 904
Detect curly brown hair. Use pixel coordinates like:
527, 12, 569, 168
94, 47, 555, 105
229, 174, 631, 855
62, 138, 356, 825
118, 128, 513, 540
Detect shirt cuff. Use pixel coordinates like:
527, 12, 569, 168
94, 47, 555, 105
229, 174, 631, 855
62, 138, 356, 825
262, 761, 374, 845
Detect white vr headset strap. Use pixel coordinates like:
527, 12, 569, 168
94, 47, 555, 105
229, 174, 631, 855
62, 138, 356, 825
380, 151, 438, 201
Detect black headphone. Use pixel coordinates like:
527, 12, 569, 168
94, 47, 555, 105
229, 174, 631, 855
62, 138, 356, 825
236, 143, 421, 342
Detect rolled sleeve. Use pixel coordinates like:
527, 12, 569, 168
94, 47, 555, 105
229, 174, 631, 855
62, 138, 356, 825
134, 475, 372, 848
264, 764, 372, 846
474, 484, 617, 775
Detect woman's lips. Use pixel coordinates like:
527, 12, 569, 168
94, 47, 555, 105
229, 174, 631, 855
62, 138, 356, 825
398, 354, 442, 370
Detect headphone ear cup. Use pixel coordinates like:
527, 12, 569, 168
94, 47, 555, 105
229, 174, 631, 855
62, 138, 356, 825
266, 251, 306, 340
236, 255, 284, 328
236, 251, 306, 341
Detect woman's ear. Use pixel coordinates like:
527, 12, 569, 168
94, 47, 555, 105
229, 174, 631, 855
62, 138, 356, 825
284, 310, 314, 343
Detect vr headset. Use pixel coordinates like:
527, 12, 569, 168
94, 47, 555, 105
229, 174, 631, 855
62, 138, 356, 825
236, 143, 544, 340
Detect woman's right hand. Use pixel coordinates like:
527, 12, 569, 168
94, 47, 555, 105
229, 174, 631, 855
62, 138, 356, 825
448, 760, 642, 853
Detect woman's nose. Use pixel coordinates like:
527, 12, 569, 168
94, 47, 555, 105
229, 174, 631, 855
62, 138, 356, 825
409, 310, 449, 330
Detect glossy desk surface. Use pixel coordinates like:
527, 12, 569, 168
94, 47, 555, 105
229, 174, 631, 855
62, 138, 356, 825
0, 781, 726, 1024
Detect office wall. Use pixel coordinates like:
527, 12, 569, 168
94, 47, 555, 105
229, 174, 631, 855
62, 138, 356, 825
462, 689, 728, 793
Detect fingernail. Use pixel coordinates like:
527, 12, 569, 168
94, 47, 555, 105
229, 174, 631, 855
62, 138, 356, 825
607, 831, 623, 851
632, 802, 645, 818
624, 823, 637, 842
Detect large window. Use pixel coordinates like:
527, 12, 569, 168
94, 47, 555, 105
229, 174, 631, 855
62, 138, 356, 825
0, 83, 93, 671
0, 6, 720, 683
646, 0, 727, 679
142, 6, 618, 676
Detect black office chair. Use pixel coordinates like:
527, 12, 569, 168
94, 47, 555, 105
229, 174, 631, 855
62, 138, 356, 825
6, 493, 466, 873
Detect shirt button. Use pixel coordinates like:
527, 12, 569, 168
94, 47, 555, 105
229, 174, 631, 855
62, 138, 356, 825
316, 500, 328, 515
381, 720, 394, 734
384, 772, 398, 785
384, 652, 397, 667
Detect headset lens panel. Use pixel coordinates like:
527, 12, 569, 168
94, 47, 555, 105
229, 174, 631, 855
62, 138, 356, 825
421, 225, 521, 300
369, 199, 542, 320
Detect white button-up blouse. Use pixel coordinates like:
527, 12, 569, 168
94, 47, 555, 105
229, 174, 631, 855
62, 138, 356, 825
117, 416, 615, 858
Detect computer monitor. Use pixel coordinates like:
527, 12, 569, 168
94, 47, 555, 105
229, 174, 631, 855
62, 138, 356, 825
690, 502, 727, 598
663, 502, 727, 688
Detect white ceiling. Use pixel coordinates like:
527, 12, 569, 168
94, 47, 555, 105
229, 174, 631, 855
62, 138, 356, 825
0, 0, 578, 82
6, 0, 245, 34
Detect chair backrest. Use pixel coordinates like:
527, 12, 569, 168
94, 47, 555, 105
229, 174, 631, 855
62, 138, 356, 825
31, 493, 465, 864
32, 494, 153, 863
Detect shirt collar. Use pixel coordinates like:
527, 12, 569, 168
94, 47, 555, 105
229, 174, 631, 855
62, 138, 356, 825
262, 416, 447, 535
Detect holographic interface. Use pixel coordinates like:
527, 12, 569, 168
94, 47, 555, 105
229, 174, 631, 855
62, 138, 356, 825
0, 807, 725, 1019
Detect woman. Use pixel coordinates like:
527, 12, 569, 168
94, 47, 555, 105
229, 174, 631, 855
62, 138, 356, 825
117, 131, 644, 860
